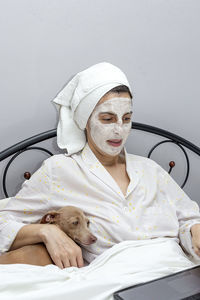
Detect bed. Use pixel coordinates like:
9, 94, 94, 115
0, 122, 200, 300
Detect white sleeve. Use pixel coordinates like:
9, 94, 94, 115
0, 157, 52, 253
156, 163, 200, 261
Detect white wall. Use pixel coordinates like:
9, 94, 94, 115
0, 0, 199, 202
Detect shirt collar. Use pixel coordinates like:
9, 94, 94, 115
81, 143, 141, 199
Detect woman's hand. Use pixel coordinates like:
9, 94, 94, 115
190, 224, 200, 257
39, 224, 84, 269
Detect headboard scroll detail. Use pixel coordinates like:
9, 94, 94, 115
0, 122, 199, 198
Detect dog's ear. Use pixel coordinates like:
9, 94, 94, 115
40, 211, 60, 224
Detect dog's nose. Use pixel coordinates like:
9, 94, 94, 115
90, 235, 97, 243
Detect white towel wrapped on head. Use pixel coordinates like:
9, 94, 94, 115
52, 62, 132, 155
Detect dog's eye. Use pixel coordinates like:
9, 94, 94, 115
72, 221, 79, 225
87, 221, 90, 226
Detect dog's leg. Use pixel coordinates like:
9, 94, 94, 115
0, 243, 53, 266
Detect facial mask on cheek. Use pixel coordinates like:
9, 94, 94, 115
89, 97, 132, 156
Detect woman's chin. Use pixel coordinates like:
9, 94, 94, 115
101, 144, 124, 157
88, 138, 124, 157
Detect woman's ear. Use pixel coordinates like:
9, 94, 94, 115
86, 120, 89, 131
84, 128, 88, 141
85, 121, 90, 140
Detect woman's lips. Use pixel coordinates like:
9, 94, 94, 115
107, 139, 122, 147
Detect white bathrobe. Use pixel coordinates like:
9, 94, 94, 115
0, 143, 200, 264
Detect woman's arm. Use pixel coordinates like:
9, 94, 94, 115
190, 224, 200, 257
0, 158, 52, 253
9, 223, 84, 269
156, 163, 200, 260
9, 224, 45, 250
0, 157, 84, 268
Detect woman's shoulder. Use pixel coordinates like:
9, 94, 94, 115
126, 152, 160, 169
42, 153, 77, 168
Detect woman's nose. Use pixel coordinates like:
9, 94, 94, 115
116, 118, 123, 126
113, 122, 123, 134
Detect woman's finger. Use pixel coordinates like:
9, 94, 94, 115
62, 256, 71, 269
60, 246, 78, 268
68, 256, 78, 268
52, 255, 65, 269
76, 253, 84, 268
193, 246, 200, 257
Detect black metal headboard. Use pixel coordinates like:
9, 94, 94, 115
0, 122, 200, 198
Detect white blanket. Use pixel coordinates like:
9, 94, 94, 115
0, 238, 199, 300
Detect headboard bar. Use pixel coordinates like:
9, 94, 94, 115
0, 129, 56, 162
132, 123, 200, 156
0, 123, 200, 162
0, 122, 199, 198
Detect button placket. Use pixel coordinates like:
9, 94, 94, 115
125, 169, 140, 199
123, 206, 129, 214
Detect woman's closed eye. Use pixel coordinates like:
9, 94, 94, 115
123, 116, 131, 122
99, 113, 132, 123
99, 114, 116, 123
123, 113, 132, 123
102, 117, 112, 121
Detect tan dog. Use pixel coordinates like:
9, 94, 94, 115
0, 206, 97, 266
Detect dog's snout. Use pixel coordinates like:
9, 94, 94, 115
90, 235, 97, 244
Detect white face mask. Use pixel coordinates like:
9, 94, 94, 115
88, 97, 132, 156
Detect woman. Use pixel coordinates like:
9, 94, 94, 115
0, 62, 200, 269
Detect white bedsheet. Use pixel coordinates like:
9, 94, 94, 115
0, 238, 199, 300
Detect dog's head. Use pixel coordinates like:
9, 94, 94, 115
40, 206, 97, 246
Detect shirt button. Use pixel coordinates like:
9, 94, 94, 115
123, 206, 129, 213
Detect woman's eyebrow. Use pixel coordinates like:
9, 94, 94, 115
99, 112, 115, 115
99, 111, 132, 115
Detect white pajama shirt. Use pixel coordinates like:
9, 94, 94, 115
0, 142, 200, 264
